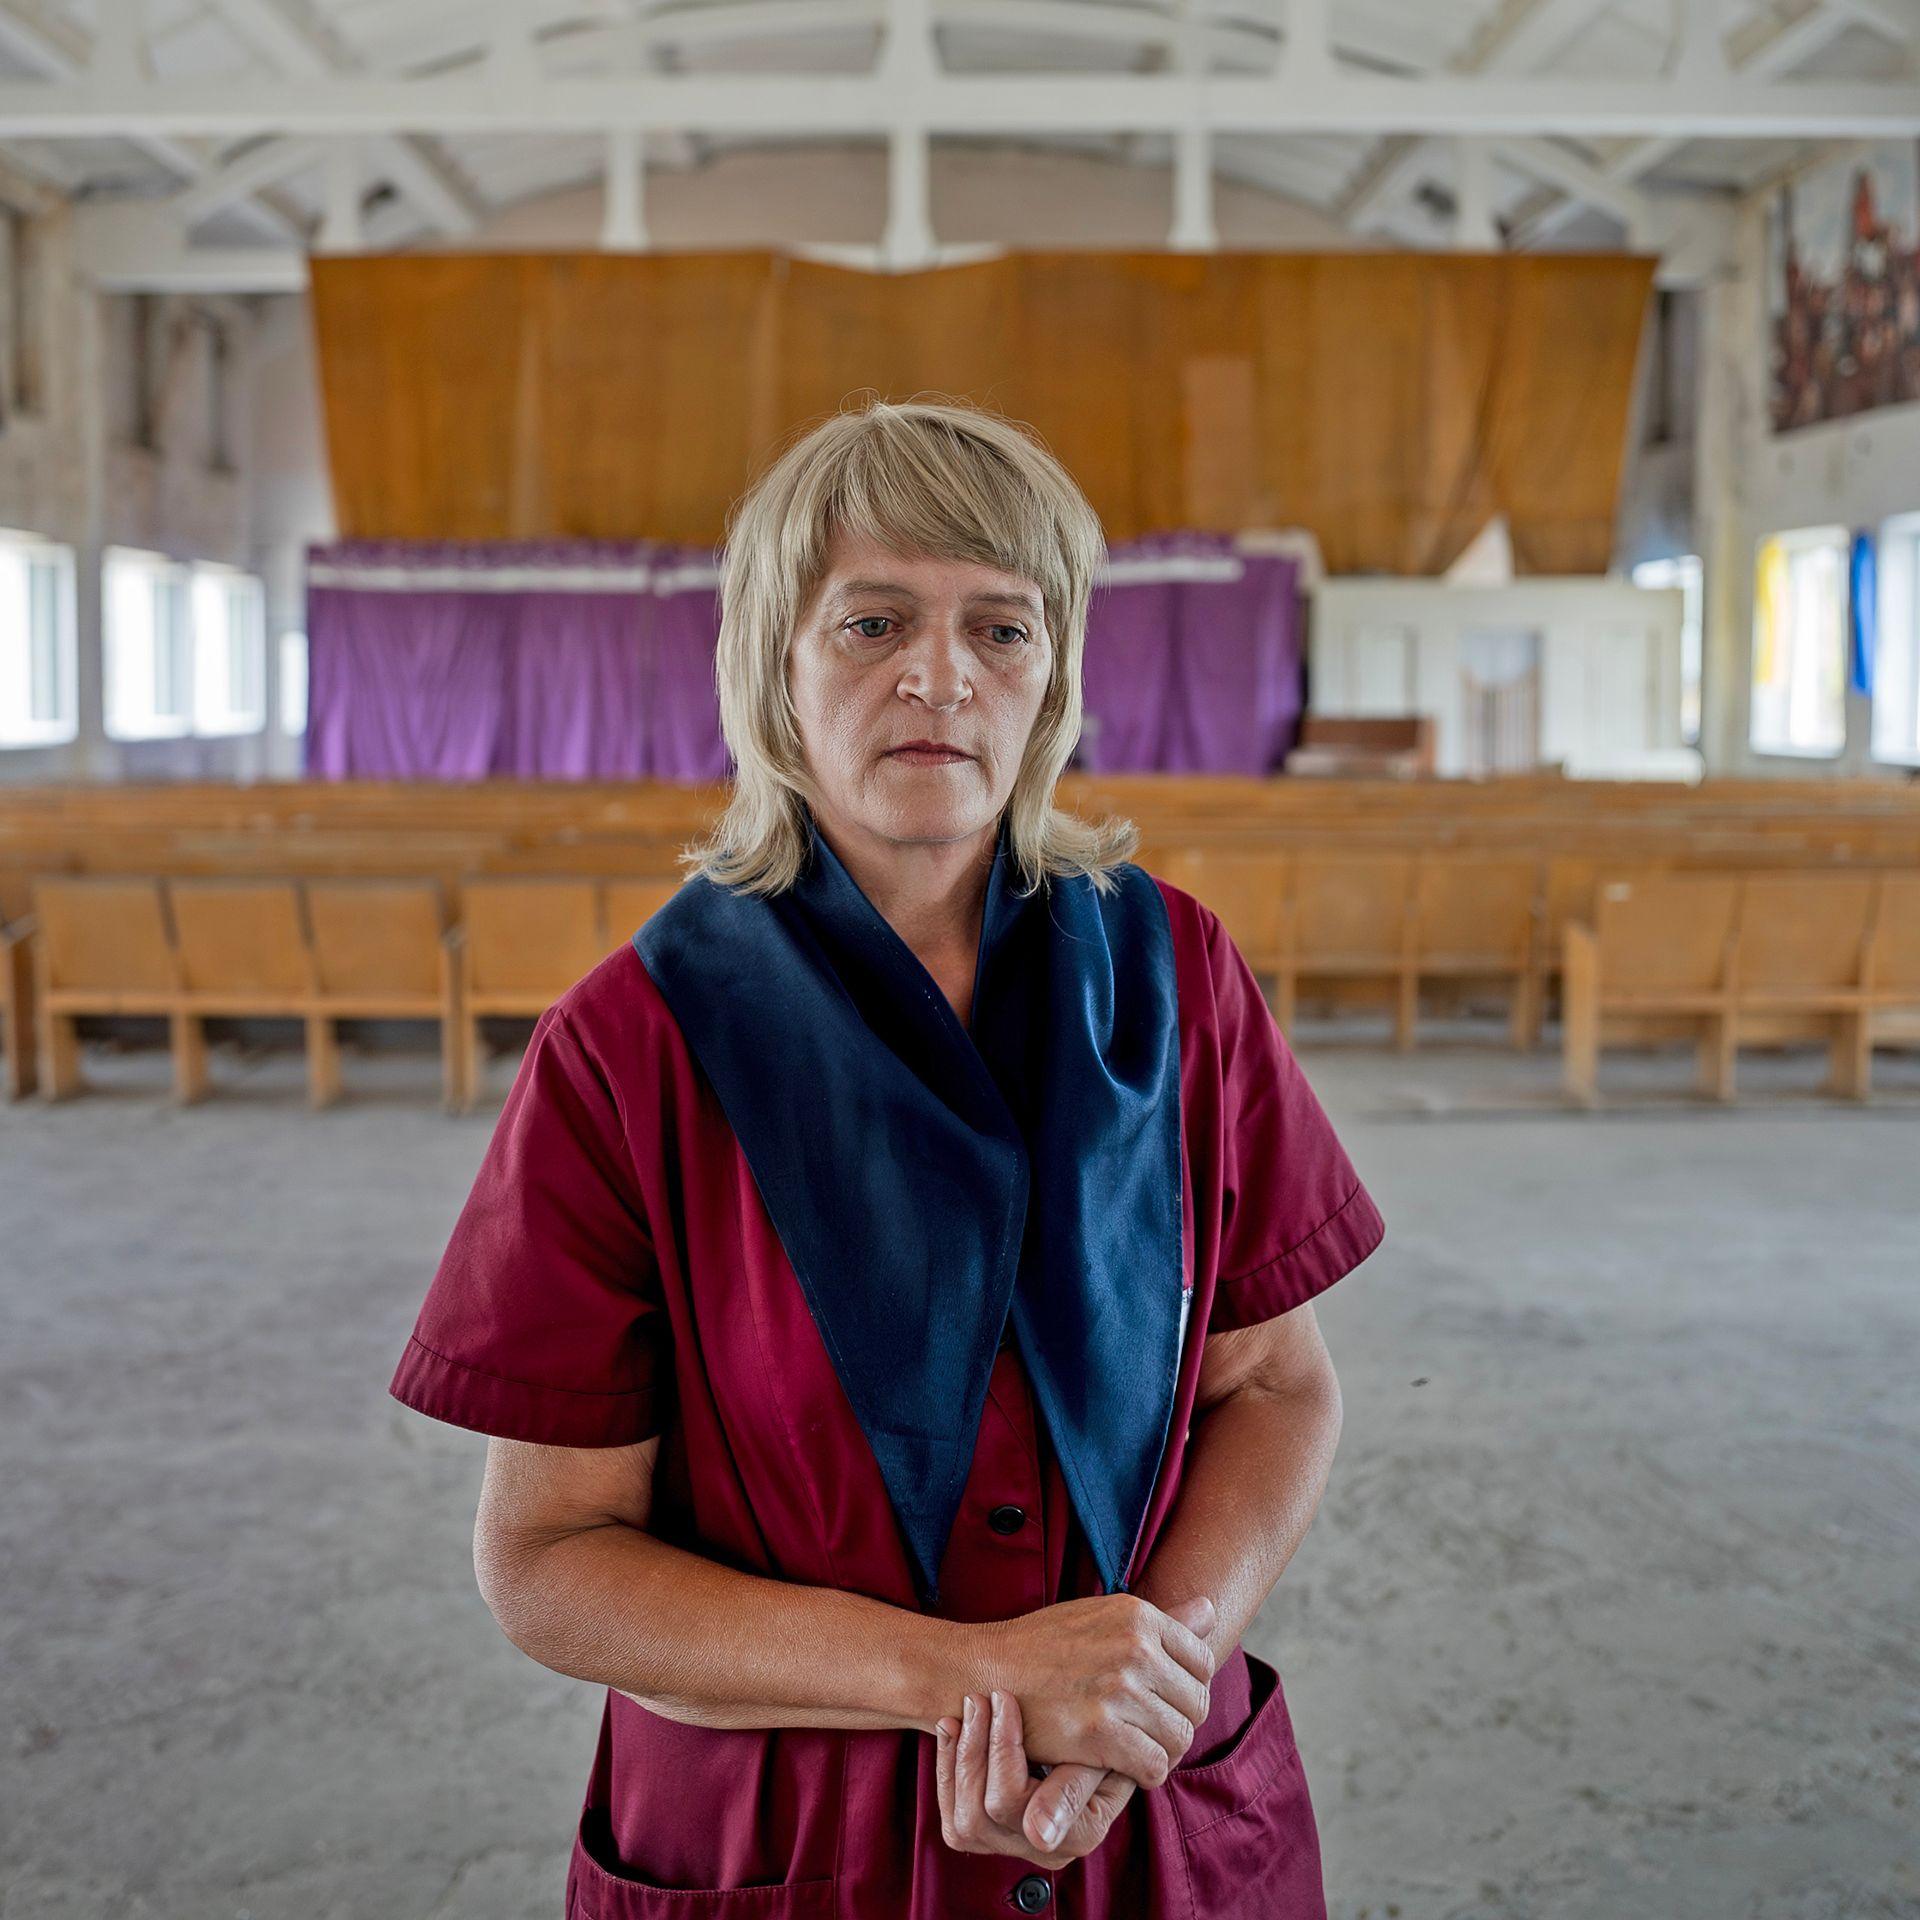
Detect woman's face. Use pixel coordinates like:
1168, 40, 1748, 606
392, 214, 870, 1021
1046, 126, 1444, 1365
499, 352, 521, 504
787, 526, 1054, 857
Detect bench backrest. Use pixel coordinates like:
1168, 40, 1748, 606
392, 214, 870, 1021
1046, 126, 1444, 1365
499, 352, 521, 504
306, 880, 447, 997
1594, 873, 1740, 992
169, 881, 311, 995
1738, 875, 1876, 993
33, 877, 176, 992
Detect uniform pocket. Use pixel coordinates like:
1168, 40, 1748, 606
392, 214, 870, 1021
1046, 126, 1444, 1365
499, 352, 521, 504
1157, 1652, 1326, 1920
568, 1808, 837, 1919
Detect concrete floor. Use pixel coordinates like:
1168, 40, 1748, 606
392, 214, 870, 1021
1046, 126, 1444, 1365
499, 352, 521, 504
2, 1025, 1917, 1920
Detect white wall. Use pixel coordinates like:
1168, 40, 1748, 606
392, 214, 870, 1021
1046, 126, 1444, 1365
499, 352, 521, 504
16, 134, 1916, 789
0, 192, 300, 783
1695, 180, 1920, 781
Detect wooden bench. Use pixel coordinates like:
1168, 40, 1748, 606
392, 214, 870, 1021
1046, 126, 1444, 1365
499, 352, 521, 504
1, 907, 36, 1100
455, 874, 683, 1110
32, 876, 461, 1110
1562, 870, 1920, 1105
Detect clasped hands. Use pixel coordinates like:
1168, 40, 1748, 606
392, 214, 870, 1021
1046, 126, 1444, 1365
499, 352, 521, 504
932, 1591, 1216, 1871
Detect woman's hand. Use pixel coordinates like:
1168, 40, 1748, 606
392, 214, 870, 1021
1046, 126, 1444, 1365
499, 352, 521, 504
934, 1687, 1138, 1869
970, 1591, 1216, 1789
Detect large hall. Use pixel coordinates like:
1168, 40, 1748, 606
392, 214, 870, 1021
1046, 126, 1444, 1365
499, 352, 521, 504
1, 5, 1916, 1919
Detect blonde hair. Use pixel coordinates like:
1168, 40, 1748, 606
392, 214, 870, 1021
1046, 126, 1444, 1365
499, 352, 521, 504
679, 394, 1137, 897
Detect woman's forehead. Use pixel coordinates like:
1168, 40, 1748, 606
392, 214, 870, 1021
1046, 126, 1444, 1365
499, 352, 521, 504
810, 533, 1046, 616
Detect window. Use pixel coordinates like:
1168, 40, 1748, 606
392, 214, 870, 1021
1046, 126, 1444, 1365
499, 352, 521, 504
1632, 554, 1703, 744
1874, 513, 1920, 766
1750, 527, 1848, 757
192, 565, 264, 735
105, 547, 266, 741
105, 546, 192, 739
0, 529, 77, 748
279, 629, 308, 737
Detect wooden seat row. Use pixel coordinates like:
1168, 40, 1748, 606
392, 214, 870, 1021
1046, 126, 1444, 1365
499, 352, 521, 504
1154, 847, 1542, 1048
5, 829, 1919, 1112
21, 874, 679, 1112
1562, 871, 1920, 1103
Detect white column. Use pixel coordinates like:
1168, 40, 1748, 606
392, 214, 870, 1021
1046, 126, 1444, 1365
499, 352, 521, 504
601, 128, 648, 251
1168, 0, 1215, 252
1674, 0, 1728, 81
1454, 137, 1498, 250
883, 125, 934, 270
1286, 0, 1334, 86
315, 140, 363, 255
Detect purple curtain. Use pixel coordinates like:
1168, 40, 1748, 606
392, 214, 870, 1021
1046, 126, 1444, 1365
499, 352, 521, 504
304, 532, 1302, 781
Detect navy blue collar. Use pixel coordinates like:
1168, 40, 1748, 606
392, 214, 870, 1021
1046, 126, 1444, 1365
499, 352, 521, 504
635, 806, 1185, 1608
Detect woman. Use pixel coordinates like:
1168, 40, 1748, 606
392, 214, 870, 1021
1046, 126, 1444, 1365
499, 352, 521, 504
389, 398, 1385, 1919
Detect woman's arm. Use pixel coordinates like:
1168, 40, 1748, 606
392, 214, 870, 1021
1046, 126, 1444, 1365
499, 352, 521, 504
1001, 1303, 1343, 1855
472, 1432, 980, 1736
1126, 1301, 1344, 1671
472, 1430, 1214, 1793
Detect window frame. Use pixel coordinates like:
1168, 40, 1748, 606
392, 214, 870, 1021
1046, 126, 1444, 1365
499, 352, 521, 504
1749, 524, 1850, 761
0, 527, 78, 750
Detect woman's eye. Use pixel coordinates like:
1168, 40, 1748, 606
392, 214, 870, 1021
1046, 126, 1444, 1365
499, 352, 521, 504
987, 625, 1029, 646
849, 617, 894, 640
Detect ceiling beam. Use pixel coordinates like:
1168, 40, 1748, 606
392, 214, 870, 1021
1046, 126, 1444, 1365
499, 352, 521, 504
0, 69, 1913, 140
0, 1, 300, 239
166, 133, 322, 226
201, 0, 484, 236
1335, 0, 1624, 237
1510, 0, 1871, 245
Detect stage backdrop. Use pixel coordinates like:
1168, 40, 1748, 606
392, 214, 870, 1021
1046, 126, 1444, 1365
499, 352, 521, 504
302, 533, 1301, 782
308, 249, 1654, 577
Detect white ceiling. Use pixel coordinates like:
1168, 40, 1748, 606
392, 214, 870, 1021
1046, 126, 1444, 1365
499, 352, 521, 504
0, 0, 1913, 281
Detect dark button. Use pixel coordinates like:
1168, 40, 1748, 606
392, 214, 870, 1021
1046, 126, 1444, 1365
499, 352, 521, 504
1012, 1874, 1053, 1912
987, 1504, 1027, 1535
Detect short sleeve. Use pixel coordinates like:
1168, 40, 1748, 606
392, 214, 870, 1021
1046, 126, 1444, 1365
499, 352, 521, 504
1202, 908, 1386, 1332
388, 1003, 673, 1446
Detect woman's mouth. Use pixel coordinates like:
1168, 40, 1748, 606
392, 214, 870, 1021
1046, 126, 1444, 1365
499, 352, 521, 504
886, 744, 972, 765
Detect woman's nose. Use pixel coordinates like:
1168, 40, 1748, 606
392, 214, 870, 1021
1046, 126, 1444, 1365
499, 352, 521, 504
897, 627, 973, 709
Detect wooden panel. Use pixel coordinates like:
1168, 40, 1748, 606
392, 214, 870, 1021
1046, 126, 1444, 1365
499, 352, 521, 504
1292, 854, 1412, 969
309, 251, 1654, 576
307, 880, 445, 997
461, 879, 604, 995
1870, 872, 1920, 993
1595, 874, 1739, 994
33, 878, 174, 993
169, 882, 311, 996
1738, 875, 1874, 994
1415, 857, 1536, 969
1149, 848, 1288, 969
603, 877, 686, 946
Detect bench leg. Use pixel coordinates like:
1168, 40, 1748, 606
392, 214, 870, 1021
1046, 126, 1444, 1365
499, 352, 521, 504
1393, 967, 1418, 1052
3, 941, 36, 1099
1697, 1014, 1736, 1103
460, 1014, 484, 1114
1272, 968, 1296, 1040
1508, 969, 1538, 1051
439, 1016, 464, 1114
172, 1011, 209, 1104
1827, 1012, 1872, 1101
3, 1001, 32, 1100
307, 1014, 341, 1110
1561, 926, 1599, 1107
40, 1006, 81, 1100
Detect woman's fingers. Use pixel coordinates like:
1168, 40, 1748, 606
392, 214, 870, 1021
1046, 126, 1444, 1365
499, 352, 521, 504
1155, 1604, 1218, 1689
952, 1692, 990, 1842
1124, 1682, 1206, 1773
933, 1713, 961, 1845
1023, 1760, 1106, 1851
983, 1692, 1032, 1829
